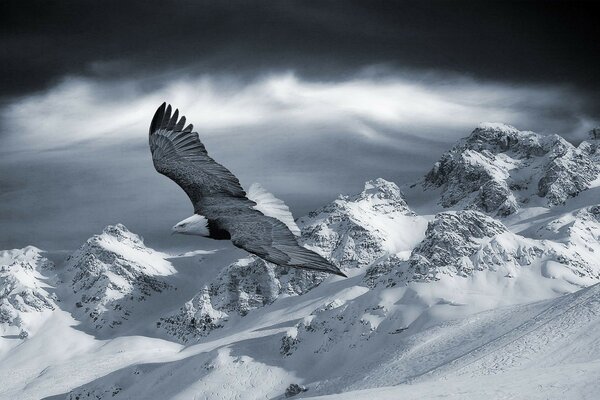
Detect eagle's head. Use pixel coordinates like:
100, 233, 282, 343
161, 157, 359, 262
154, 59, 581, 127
172, 214, 210, 236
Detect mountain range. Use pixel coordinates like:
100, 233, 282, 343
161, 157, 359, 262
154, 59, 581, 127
1, 123, 600, 400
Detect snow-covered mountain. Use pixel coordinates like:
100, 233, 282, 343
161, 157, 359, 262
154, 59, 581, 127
419, 123, 599, 215
298, 178, 426, 268
0, 246, 56, 339
63, 224, 176, 331
2, 124, 600, 400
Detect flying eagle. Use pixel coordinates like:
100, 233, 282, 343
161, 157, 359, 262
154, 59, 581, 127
149, 103, 346, 277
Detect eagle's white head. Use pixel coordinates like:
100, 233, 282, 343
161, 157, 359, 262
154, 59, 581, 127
172, 214, 210, 236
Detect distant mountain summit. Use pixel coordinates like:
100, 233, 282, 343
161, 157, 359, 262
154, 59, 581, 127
298, 178, 426, 269
421, 123, 600, 215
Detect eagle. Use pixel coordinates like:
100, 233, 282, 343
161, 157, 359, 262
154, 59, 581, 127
149, 103, 346, 277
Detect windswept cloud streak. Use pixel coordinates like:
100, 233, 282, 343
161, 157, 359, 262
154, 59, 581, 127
3, 71, 596, 149
1, 71, 597, 250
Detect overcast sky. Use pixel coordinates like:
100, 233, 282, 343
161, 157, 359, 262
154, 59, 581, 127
1, 0, 599, 252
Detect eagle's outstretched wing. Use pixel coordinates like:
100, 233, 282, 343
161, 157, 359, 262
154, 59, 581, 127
149, 102, 246, 206
216, 206, 346, 277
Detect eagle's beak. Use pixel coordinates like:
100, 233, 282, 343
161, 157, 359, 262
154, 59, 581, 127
170, 231, 176, 236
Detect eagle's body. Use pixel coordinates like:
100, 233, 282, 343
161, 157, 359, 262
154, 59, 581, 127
149, 103, 346, 277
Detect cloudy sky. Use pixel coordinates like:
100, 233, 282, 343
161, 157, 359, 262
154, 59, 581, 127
1, 0, 599, 252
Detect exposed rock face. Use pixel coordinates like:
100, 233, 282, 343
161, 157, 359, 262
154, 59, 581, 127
285, 383, 308, 397
362, 210, 511, 286
64, 224, 175, 330
423, 123, 599, 215
362, 254, 403, 289
160, 256, 327, 341
579, 132, 600, 164
158, 286, 228, 343
365, 207, 600, 288
0, 246, 56, 337
297, 178, 416, 269
209, 257, 325, 314
408, 211, 508, 280
210, 257, 287, 314
537, 141, 598, 206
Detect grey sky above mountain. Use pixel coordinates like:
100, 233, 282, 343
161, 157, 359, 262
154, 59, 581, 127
1, 0, 599, 251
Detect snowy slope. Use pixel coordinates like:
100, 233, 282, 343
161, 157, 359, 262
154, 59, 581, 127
1, 125, 600, 400
310, 282, 600, 400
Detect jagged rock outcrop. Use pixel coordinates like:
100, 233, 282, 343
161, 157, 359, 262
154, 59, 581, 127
160, 256, 326, 341
537, 140, 598, 206
364, 211, 511, 286
158, 286, 228, 342
579, 129, 600, 164
407, 211, 508, 280
285, 383, 308, 397
64, 224, 175, 330
422, 123, 600, 215
0, 246, 56, 338
365, 207, 600, 288
209, 256, 325, 314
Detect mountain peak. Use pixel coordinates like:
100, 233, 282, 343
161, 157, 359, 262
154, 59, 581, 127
476, 122, 521, 134
465, 122, 564, 156
361, 178, 403, 199
298, 179, 426, 270
422, 123, 599, 215
0, 246, 52, 270
64, 225, 175, 331
338, 178, 413, 215
101, 223, 143, 244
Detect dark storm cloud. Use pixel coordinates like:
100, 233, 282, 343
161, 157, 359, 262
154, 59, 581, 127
1, 0, 599, 100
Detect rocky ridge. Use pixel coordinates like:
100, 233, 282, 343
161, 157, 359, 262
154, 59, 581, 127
422, 123, 600, 215
64, 224, 175, 330
0, 246, 56, 338
158, 255, 328, 342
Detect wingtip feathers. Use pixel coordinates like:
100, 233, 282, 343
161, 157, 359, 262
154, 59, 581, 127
150, 103, 190, 136
149, 102, 167, 134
